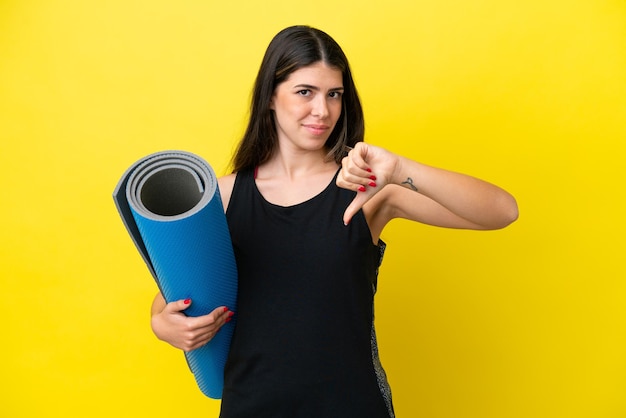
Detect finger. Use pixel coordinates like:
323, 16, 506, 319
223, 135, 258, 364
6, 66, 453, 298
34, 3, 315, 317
186, 306, 233, 330
208, 306, 234, 324
198, 309, 232, 338
347, 145, 373, 172
185, 329, 219, 351
185, 308, 235, 351
184, 335, 213, 352
343, 188, 376, 226
165, 298, 193, 314
338, 162, 376, 193
352, 142, 377, 171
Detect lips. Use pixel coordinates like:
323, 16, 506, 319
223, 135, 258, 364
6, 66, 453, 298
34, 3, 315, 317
303, 124, 330, 135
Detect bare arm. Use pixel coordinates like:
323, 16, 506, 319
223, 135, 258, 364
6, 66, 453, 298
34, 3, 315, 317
337, 143, 518, 238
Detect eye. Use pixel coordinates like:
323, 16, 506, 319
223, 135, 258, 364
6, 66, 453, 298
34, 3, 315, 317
297, 89, 311, 96
329, 91, 343, 99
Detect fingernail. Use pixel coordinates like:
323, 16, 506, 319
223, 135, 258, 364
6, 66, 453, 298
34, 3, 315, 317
228, 311, 235, 317
225, 317, 232, 323
366, 168, 372, 173
369, 181, 377, 187
358, 186, 366, 192
184, 298, 191, 305
369, 175, 377, 181
223, 307, 229, 312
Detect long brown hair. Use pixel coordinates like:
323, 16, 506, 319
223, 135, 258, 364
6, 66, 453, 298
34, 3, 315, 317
230, 25, 364, 173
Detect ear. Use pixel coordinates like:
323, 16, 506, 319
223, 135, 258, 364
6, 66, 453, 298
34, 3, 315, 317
269, 96, 275, 110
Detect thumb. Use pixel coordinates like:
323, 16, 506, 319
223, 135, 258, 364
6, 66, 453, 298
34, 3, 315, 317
343, 190, 374, 226
166, 298, 193, 314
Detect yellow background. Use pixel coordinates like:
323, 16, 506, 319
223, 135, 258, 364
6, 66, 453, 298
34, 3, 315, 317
1, 0, 625, 417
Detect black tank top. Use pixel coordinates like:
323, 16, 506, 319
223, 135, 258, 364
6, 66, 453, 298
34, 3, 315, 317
220, 168, 394, 418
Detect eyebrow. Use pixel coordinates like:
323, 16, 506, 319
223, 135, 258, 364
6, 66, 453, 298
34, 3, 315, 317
293, 84, 344, 91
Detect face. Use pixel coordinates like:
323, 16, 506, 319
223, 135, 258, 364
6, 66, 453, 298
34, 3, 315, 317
270, 61, 344, 153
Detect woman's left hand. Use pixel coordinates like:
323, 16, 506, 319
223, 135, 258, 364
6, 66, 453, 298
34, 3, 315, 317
336, 142, 399, 225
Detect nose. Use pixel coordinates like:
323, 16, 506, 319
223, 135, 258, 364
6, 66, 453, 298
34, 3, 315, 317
311, 95, 329, 119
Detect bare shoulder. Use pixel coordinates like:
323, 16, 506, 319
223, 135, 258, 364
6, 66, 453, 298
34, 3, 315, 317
218, 173, 237, 212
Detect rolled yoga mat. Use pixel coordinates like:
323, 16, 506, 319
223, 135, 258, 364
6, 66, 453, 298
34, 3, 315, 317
112, 150, 238, 399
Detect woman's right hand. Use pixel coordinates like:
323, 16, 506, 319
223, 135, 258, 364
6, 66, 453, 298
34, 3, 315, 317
150, 294, 234, 352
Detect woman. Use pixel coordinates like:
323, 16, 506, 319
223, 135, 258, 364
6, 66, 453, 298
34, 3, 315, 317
151, 25, 518, 417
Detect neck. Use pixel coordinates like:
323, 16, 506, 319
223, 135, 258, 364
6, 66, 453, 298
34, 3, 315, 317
260, 146, 336, 180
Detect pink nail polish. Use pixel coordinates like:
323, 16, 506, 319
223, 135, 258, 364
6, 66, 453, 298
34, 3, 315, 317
369, 181, 377, 187
358, 186, 366, 192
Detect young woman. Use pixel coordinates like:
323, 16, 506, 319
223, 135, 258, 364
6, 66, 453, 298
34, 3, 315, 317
150, 25, 518, 417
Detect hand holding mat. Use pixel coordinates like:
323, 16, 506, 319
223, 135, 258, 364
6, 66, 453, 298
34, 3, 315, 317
112, 150, 238, 399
